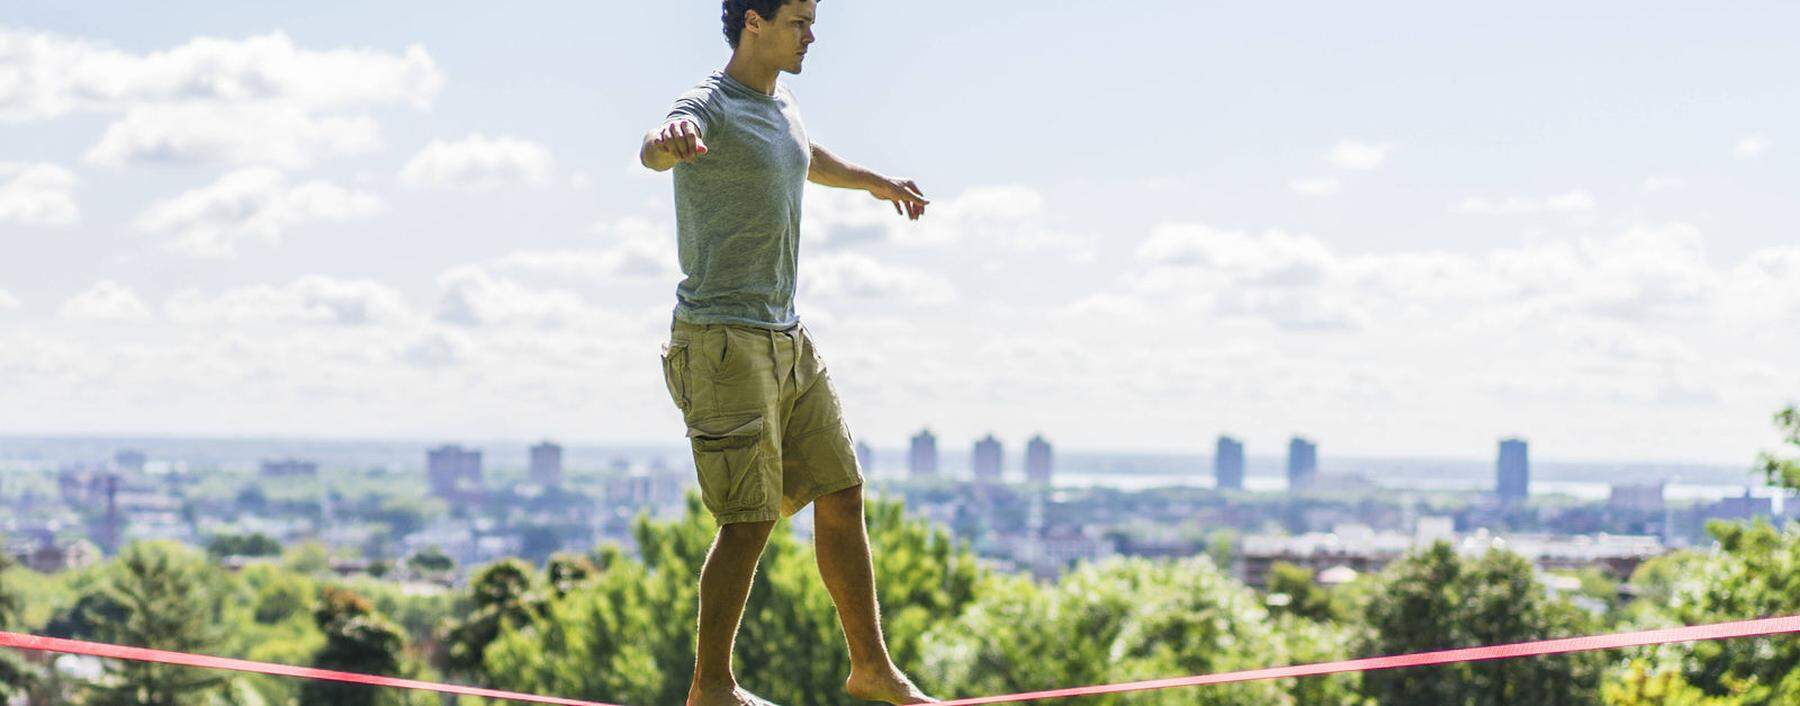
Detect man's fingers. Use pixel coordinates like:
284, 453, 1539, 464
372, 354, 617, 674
679, 122, 708, 156
892, 201, 903, 215
677, 122, 698, 160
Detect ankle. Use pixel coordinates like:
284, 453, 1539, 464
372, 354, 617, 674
849, 657, 899, 675
691, 673, 737, 692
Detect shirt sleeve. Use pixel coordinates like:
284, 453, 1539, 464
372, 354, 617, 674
664, 85, 716, 137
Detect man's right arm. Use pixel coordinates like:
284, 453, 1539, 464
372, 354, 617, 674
640, 118, 707, 172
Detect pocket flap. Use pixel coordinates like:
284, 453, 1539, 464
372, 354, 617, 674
687, 415, 763, 440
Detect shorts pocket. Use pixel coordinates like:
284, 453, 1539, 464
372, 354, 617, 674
687, 415, 767, 516
661, 340, 689, 411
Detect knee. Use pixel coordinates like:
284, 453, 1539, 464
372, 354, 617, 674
816, 484, 864, 521
719, 519, 776, 542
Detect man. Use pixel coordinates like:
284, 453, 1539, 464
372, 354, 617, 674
638, 2, 935, 705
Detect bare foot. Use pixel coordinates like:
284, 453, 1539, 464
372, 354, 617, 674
687, 683, 781, 706
846, 665, 939, 704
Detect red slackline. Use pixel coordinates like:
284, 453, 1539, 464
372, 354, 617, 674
5, 615, 1800, 706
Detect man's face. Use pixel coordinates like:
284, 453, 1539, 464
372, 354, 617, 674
754, 0, 817, 74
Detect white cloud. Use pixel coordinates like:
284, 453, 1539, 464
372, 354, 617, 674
0, 27, 443, 122
0, 289, 19, 310
166, 276, 413, 326
489, 216, 678, 281
1734, 134, 1771, 158
1118, 219, 1760, 335
84, 105, 380, 169
435, 266, 590, 328
1453, 190, 1596, 216
1327, 140, 1390, 170
59, 280, 150, 321
0, 162, 78, 225
134, 168, 381, 258
1135, 223, 1334, 288
1054, 293, 1153, 324
1288, 177, 1340, 196
800, 252, 956, 305
1720, 245, 1800, 326
1642, 175, 1684, 193
402, 328, 474, 368
801, 183, 1095, 261
399, 134, 555, 190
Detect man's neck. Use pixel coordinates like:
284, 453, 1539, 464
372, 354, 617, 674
723, 52, 780, 96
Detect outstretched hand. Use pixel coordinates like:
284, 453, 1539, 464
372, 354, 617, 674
653, 118, 708, 164
869, 177, 929, 221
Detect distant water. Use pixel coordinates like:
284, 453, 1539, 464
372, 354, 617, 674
0, 436, 1778, 507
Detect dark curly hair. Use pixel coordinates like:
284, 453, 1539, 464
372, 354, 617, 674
721, 0, 815, 49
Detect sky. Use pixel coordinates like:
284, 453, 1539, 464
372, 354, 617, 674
1, 1, 1797, 464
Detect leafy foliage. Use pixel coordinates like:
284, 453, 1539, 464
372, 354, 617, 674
1758, 406, 1799, 491
1359, 542, 1604, 706
206, 533, 282, 560
440, 558, 543, 683
299, 587, 411, 706
0, 553, 40, 701
81, 542, 231, 706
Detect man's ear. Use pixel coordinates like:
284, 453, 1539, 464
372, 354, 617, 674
743, 9, 765, 41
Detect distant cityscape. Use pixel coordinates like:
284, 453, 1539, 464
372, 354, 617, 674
3, 430, 1792, 592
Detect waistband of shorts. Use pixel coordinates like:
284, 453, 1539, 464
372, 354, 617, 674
672, 317, 802, 337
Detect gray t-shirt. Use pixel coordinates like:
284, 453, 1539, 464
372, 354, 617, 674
665, 69, 811, 330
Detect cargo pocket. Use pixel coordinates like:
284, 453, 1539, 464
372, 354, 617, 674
661, 340, 689, 411
687, 415, 767, 516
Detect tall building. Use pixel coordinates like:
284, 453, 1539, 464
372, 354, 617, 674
972, 434, 1003, 484
530, 441, 564, 487
113, 449, 147, 474
854, 440, 874, 474
908, 429, 939, 479
427, 445, 483, 502
1497, 438, 1530, 503
1025, 434, 1054, 485
260, 459, 319, 478
99, 473, 121, 554
1215, 436, 1245, 490
1287, 437, 1318, 490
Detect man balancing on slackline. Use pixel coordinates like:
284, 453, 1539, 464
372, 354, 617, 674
638, 2, 935, 705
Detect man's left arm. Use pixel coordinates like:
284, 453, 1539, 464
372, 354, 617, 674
808, 142, 930, 220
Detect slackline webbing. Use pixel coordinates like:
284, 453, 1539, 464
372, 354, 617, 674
5, 615, 1799, 706
0, 631, 620, 706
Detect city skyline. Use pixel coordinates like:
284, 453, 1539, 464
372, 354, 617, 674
1, 3, 1797, 465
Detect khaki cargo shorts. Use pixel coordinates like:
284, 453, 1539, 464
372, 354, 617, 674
659, 317, 866, 525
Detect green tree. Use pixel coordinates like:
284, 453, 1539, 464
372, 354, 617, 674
1610, 406, 1800, 705
82, 541, 231, 706
1359, 542, 1604, 706
483, 492, 987, 706
1758, 405, 1799, 489
544, 553, 598, 598
1266, 562, 1341, 622
1604, 660, 1743, 706
406, 547, 454, 576
206, 533, 282, 560
0, 553, 40, 702
921, 556, 1299, 706
1656, 519, 1800, 704
440, 558, 541, 684
299, 586, 410, 706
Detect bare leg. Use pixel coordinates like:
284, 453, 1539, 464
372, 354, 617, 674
688, 519, 780, 706
813, 484, 938, 704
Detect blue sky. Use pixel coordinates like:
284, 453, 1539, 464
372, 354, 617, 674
2, 1, 1796, 464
